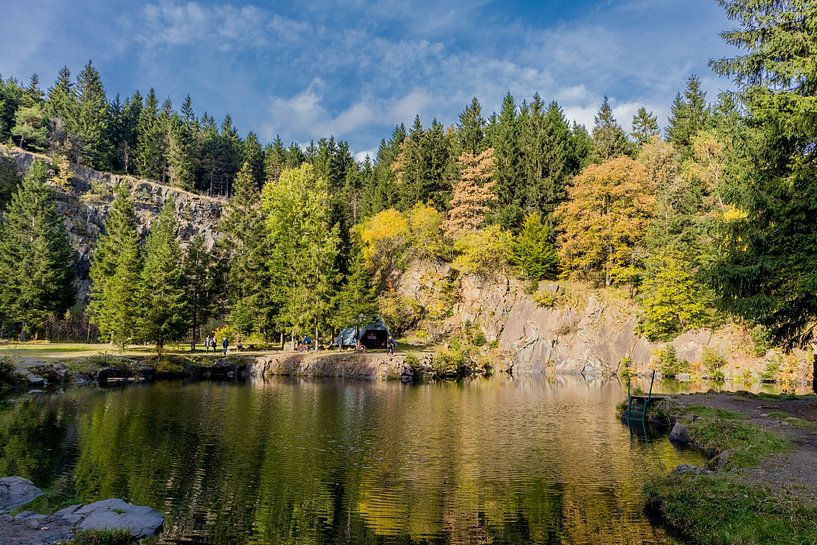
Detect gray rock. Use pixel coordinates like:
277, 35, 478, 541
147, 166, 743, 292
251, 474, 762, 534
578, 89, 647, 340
669, 422, 690, 444
54, 504, 81, 517
716, 449, 735, 470
24, 514, 47, 529
76, 498, 163, 538
672, 464, 708, 475
0, 477, 43, 511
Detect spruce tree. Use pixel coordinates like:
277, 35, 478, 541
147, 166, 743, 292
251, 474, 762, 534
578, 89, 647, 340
135, 88, 166, 180
166, 114, 194, 190
88, 184, 142, 347
75, 61, 111, 169
591, 97, 632, 161
508, 212, 558, 282
263, 136, 287, 183
631, 107, 659, 146
138, 198, 188, 353
457, 97, 485, 155
242, 131, 264, 187
488, 93, 524, 230
183, 234, 216, 349
0, 161, 74, 338
44, 66, 79, 159
666, 75, 710, 154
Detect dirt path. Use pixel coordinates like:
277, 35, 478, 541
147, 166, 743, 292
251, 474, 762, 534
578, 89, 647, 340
670, 392, 817, 498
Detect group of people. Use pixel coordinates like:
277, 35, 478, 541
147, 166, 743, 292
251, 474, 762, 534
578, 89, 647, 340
204, 334, 228, 355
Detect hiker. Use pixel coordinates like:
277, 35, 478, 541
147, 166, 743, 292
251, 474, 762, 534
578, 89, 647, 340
204, 334, 211, 353
304, 334, 312, 351
222, 336, 228, 355
387, 335, 396, 355
237, 339, 244, 352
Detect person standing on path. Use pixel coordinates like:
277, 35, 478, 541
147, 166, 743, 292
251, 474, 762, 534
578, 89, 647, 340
222, 337, 228, 356
387, 335, 396, 355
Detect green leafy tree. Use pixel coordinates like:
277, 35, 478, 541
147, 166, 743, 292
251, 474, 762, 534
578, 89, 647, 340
709, 0, 817, 347
639, 250, 710, 341
0, 161, 74, 338
11, 104, 47, 151
333, 248, 379, 336
138, 199, 189, 353
262, 164, 340, 344
631, 107, 659, 146
509, 212, 558, 282
88, 185, 142, 347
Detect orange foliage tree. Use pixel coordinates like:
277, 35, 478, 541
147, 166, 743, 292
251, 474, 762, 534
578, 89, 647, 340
443, 148, 497, 239
555, 156, 656, 286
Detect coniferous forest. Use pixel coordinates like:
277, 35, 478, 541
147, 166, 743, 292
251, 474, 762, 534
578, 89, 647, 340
0, 0, 815, 355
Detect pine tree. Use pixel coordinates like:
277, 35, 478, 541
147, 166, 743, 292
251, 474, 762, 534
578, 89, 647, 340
666, 75, 710, 154
75, 61, 111, 169
333, 248, 378, 335
88, 184, 142, 347
242, 131, 264, 187
0, 161, 74, 338
457, 97, 485, 155
591, 97, 631, 161
631, 107, 659, 146
11, 104, 47, 151
109, 91, 141, 174
138, 198, 188, 353
488, 93, 524, 230
44, 66, 79, 159
508, 212, 558, 282
183, 234, 216, 350
166, 114, 194, 190
135, 89, 166, 180
443, 149, 497, 238
263, 136, 287, 183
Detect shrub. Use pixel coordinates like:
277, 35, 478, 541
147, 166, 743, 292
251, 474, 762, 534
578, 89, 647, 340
532, 289, 559, 308
759, 356, 781, 383
378, 292, 422, 335
619, 356, 634, 380
654, 345, 689, 378
431, 346, 465, 376
451, 225, 511, 276
508, 212, 558, 281
0, 356, 20, 386
702, 347, 727, 381
404, 352, 420, 370
155, 358, 186, 375
213, 324, 239, 344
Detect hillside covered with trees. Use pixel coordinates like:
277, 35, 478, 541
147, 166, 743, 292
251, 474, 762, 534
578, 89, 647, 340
0, 0, 814, 361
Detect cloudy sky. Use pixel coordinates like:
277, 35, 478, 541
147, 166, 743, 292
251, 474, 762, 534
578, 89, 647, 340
1, 0, 736, 158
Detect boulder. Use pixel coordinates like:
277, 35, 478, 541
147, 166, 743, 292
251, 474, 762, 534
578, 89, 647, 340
0, 477, 43, 511
669, 422, 690, 444
76, 498, 164, 537
672, 464, 709, 475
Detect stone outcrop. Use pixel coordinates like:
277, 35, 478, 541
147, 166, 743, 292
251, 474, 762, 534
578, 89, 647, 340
0, 477, 164, 544
251, 352, 414, 381
396, 259, 815, 381
1, 145, 224, 302
0, 477, 43, 511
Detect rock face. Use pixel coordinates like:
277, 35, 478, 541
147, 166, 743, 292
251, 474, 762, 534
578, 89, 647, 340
0, 477, 43, 511
0, 477, 163, 544
251, 352, 414, 381
1, 145, 224, 303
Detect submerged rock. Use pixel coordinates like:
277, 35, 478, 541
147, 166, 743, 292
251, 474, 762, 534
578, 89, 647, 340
0, 477, 43, 511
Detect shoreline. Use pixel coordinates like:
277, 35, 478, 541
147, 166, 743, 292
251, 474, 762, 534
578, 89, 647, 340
635, 391, 817, 545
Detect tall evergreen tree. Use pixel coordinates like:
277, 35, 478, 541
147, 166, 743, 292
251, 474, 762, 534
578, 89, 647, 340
166, 113, 195, 190
666, 75, 710, 154
88, 184, 142, 347
457, 97, 485, 155
488, 93, 524, 230
333, 247, 378, 336
183, 234, 217, 349
631, 107, 659, 146
591, 97, 631, 161
74, 61, 111, 169
44, 66, 79, 159
242, 131, 264, 187
135, 89, 166, 180
263, 136, 287, 183
138, 198, 188, 352
0, 161, 74, 338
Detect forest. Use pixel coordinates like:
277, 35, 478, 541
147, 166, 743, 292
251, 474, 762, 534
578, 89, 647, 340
0, 0, 814, 353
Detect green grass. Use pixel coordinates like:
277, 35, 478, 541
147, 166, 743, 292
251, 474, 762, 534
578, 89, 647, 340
645, 473, 817, 545
766, 411, 817, 431
57, 530, 156, 545
676, 406, 788, 468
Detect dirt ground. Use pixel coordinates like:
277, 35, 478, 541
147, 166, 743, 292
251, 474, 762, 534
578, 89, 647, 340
670, 392, 817, 499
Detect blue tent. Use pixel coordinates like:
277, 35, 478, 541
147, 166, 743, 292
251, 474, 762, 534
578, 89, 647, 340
333, 317, 390, 349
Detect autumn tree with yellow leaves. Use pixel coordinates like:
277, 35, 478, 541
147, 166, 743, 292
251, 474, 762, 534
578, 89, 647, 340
555, 156, 656, 286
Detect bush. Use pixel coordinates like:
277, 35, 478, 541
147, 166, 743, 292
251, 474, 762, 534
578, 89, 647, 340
431, 346, 465, 376
702, 347, 727, 381
654, 345, 689, 378
0, 356, 20, 386
451, 225, 511, 276
378, 292, 422, 335
213, 324, 239, 344
532, 289, 559, 308
619, 356, 634, 380
404, 352, 420, 371
759, 356, 782, 383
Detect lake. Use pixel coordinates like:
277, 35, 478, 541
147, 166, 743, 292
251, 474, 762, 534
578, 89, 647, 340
0, 377, 703, 544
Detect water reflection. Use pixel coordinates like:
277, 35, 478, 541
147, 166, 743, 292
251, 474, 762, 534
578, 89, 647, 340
0, 378, 702, 544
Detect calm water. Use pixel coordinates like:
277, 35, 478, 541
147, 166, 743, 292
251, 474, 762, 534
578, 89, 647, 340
0, 378, 702, 544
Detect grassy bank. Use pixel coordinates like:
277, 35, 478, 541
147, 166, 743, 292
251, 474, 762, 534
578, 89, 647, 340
643, 396, 817, 545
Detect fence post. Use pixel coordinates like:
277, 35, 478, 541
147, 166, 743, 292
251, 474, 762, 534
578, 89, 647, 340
812, 354, 816, 394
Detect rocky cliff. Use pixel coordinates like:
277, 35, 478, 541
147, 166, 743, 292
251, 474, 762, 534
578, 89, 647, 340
0, 145, 224, 303
396, 259, 815, 383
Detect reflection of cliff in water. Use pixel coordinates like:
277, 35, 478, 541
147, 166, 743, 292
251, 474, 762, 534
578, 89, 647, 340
0, 378, 701, 544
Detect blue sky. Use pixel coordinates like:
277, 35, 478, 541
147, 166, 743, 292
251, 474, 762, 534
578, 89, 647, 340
2, 0, 736, 159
